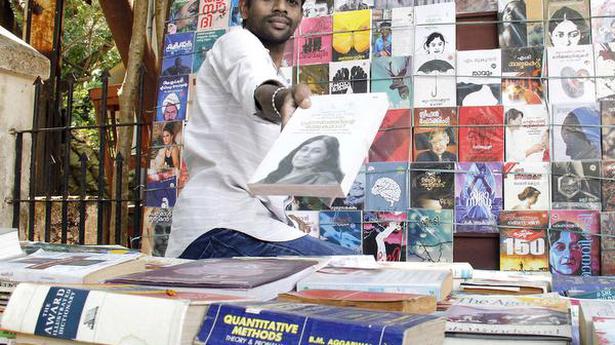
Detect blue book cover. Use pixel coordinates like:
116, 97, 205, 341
552, 275, 615, 298
407, 209, 453, 263
145, 176, 177, 208
195, 302, 444, 345
193, 29, 225, 72
157, 75, 189, 122
34, 287, 89, 340
454, 162, 503, 233
331, 165, 365, 210
365, 161, 409, 211
163, 32, 195, 58
228, 0, 243, 27
319, 210, 362, 253
362, 211, 407, 261
371, 56, 413, 109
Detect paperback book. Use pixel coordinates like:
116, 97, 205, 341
161, 32, 194, 77
456, 49, 502, 106
329, 59, 371, 94
498, 0, 530, 48
286, 210, 320, 238
499, 210, 549, 272
552, 103, 601, 161
197, 0, 229, 30
298, 16, 333, 65
362, 211, 407, 261
297, 64, 329, 95
551, 161, 601, 210
591, 0, 615, 43
332, 9, 371, 61
553, 274, 615, 296
409, 162, 455, 210
547, 45, 596, 104
371, 56, 413, 109
156, 75, 189, 122
602, 161, 615, 211
504, 105, 549, 162
455, 162, 503, 233
151, 120, 184, 148
456, 0, 497, 14
368, 109, 411, 162
458, 105, 505, 162
407, 209, 453, 263
602, 100, 615, 160
594, 43, 615, 100
600, 211, 615, 275
319, 210, 363, 253
167, 0, 199, 33
365, 161, 409, 211
413, 107, 458, 162
141, 206, 173, 257
503, 162, 550, 211
544, 0, 590, 47
192, 29, 225, 72
334, 0, 373, 12
145, 175, 177, 208
390, 7, 414, 57
501, 46, 545, 105
549, 210, 601, 276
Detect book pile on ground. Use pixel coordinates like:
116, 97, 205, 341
553, 275, 615, 300
0, 229, 23, 261
458, 270, 551, 295
578, 300, 615, 345
592, 316, 615, 345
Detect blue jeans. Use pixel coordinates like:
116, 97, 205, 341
179, 228, 356, 259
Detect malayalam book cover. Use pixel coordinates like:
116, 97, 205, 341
107, 258, 319, 288
499, 210, 549, 272
286, 210, 320, 238
407, 209, 453, 263
297, 64, 330, 95
332, 9, 372, 61
550, 209, 601, 276
456, 49, 502, 107
391, 7, 414, 57
329, 59, 371, 94
282, 32, 298, 67
365, 161, 409, 211
197, 0, 230, 30
552, 103, 601, 161
368, 109, 411, 162
504, 105, 549, 162
370, 56, 413, 109
141, 206, 173, 257
600, 211, 615, 275
362, 211, 407, 262
455, 162, 503, 233
145, 175, 178, 208
151, 120, 184, 148
446, 295, 572, 339
594, 43, 615, 100
298, 16, 333, 65
156, 75, 189, 122
551, 161, 601, 210
167, 0, 199, 33
161, 32, 194, 77
503, 162, 550, 211
409, 162, 455, 210
458, 105, 504, 162
547, 45, 596, 104
602, 161, 615, 211
334, 0, 374, 12
413, 107, 458, 162
248, 93, 388, 198
498, 0, 529, 48
331, 165, 366, 210
602, 100, 615, 160
192, 29, 225, 73
319, 210, 363, 253
592, 0, 615, 43
544, 0, 590, 47
501, 46, 545, 105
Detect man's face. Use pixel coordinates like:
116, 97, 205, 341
313, 2, 328, 16
241, 0, 303, 45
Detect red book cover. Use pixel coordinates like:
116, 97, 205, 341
550, 210, 601, 276
368, 109, 411, 162
412, 107, 458, 162
458, 105, 504, 162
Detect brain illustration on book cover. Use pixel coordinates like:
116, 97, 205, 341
455, 162, 503, 233
499, 210, 549, 272
501, 46, 545, 105
368, 109, 411, 162
371, 56, 413, 109
458, 106, 504, 162
366, 161, 408, 211
319, 210, 362, 253
413, 107, 457, 162
551, 161, 601, 210
549, 210, 600, 276
407, 209, 453, 263
409, 162, 455, 210
332, 10, 371, 61
362, 211, 407, 261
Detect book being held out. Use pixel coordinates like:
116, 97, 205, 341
248, 93, 390, 198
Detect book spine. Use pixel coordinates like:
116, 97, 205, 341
297, 282, 440, 299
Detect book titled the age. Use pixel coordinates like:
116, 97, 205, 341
248, 93, 389, 198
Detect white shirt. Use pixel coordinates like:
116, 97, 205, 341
165, 28, 305, 258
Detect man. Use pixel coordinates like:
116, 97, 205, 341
373, 21, 392, 57
162, 56, 192, 76
165, 0, 355, 258
338, 0, 369, 11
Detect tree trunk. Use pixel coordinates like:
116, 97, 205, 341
154, 0, 169, 60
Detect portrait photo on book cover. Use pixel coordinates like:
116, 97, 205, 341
257, 135, 345, 186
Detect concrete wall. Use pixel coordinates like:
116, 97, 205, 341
0, 26, 50, 230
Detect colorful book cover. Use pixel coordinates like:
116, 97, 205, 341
504, 105, 549, 162
167, 0, 199, 33
455, 162, 503, 233
526, 0, 544, 46
409, 162, 455, 210
413, 107, 457, 162
602, 100, 615, 160
334, 0, 373, 11
228, 0, 242, 27
600, 211, 615, 275
331, 166, 366, 210
602, 161, 615, 211
288, 196, 332, 211
192, 29, 225, 72
458, 105, 505, 162
498, 0, 529, 48
303, 0, 333, 17
552, 103, 601, 161
370, 56, 412, 109
551, 161, 601, 210
141, 206, 173, 257
297, 64, 330, 95
552, 274, 615, 295
365, 161, 408, 211
594, 43, 615, 100
319, 210, 363, 253
547, 45, 596, 104
286, 210, 320, 238
156, 75, 189, 122
391, 7, 414, 57
144, 176, 177, 208
148, 144, 182, 177
501, 46, 545, 105
407, 209, 453, 263
332, 10, 371, 61
197, 0, 230, 31
499, 210, 549, 271
329, 59, 370, 94
550, 210, 601, 276
371, 9, 392, 57
544, 0, 590, 47
591, 0, 615, 43
151, 121, 184, 148
298, 16, 333, 65
161, 32, 194, 77
368, 109, 411, 162
456, 49, 502, 106
503, 162, 550, 211
362, 211, 407, 261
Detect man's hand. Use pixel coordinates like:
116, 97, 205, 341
279, 83, 312, 127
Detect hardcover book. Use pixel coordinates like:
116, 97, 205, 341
551, 161, 601, 209
298, 16, 333, 65
547, 45, 596, 104
600, 211, 615, 275
407, 209, 453, 263
456, 49, 502, 106
319, 210, 363, 253
167, 0, 199, 33
248, 93, 388, 198
413, 107, 457, 162
552, 103, 601, 161
503, 162, 550, 211
141, 206, 173, 257
197, 0, 229, 31
192, 29, 225, 72
368, 109, 411, 162
458, 105, 505, 162
286, 210, 320, 238
498, 210, 549, 271
371, 56, 413, 109
365, 161, 409, 211
156, 75, 189, 122
501, 46, 545, 105
504, 105, 549, 162
550, 210, 601, 276
602, 100, 615, 160
297, 64, 330, 95
455, 162, 503, 233
362, 211, 407, 261
329, 59, 371, 94
602, 161, 615, 211
409, 162, 455, 210
594, 43, 615, 100
332, 9, 371, 61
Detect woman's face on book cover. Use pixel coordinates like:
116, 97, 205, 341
292, 139, 328, 169
550, 231, 582, 275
